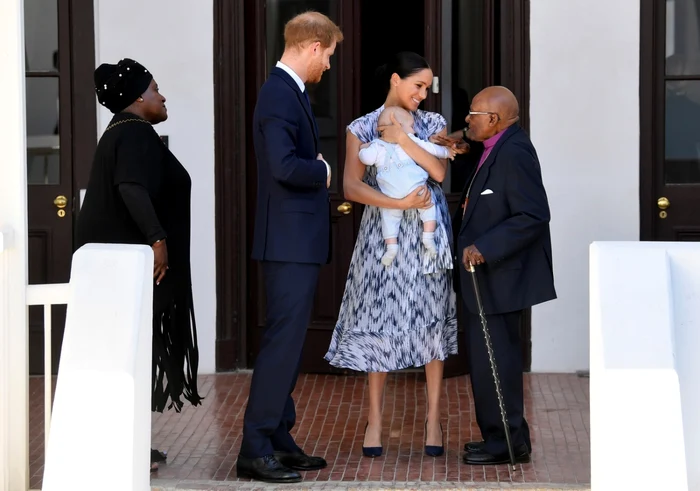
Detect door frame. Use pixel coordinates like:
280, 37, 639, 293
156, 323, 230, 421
639, 0, 662, 241
70, 0, 99, 215
213, 0, 532, 371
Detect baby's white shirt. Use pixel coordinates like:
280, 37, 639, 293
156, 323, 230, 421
358, 134, 451, 199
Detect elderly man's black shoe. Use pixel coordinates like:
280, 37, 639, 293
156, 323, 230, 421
273, 451, 327, 471
236, 454, 302, 483
464, 441, 532, 454
464, 440, 485, 453
462, 444, 531, 465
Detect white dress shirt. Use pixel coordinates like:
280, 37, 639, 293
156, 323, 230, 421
275, 61, 330, 179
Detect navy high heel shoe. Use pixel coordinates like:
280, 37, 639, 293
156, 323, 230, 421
362, 422, 383, 458
424, 422, 444, 457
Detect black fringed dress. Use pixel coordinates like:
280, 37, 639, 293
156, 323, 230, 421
76, 111, 202, 413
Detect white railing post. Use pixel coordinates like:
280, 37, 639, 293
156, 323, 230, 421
0, 0, 30, 490
26, 284, 71, 467
42, 244, 153, 491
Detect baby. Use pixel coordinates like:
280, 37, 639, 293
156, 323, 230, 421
359, 106, 455, 266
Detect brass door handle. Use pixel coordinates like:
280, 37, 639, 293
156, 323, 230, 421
337, 202, 352, 215
657, 197, 670, 210
53, 195, 67, 209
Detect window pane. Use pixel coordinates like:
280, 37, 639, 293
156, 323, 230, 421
24, 0, 59, 72
666, 0, 700, 76
265, 0, 339, 192
442, 0, 486, 194
26, 77, 60, 185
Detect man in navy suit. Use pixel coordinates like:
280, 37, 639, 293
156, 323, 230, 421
453, 86, 556, 465
237, 12, 343, 484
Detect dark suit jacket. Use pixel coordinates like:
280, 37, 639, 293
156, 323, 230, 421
453, 125, 556, 315
251, 67, 331, 264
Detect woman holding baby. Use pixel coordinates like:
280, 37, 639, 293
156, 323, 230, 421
324, 51, 465, 458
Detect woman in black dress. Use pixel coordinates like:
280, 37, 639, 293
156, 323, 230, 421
76, 58, 202, 471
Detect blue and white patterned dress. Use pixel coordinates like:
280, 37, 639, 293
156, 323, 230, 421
324, 106, 458, 372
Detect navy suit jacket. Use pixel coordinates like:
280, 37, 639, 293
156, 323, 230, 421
454, 125, 556, 315
251, 67, 331, 264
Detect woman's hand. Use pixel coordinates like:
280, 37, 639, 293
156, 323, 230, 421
377, 113, 406, 144
398, 185, 433, 210
152, 239, 168, 285
430, 134, 470, 155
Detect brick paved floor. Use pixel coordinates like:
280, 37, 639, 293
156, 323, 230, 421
28, 373, 590, 490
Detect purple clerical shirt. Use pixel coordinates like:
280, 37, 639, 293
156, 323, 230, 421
477, 128, 507, 171
462, 128, 507, 216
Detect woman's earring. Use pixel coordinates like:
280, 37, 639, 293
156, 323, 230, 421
138, 97, 144, 102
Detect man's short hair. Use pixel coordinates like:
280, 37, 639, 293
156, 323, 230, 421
284, 11, 344, 50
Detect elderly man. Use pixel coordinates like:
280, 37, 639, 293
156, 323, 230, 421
450, 86, 556, 465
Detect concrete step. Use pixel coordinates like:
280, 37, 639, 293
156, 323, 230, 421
151, 480, 591, 491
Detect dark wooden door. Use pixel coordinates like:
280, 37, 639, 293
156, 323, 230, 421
25, 0, 96, 375
242, 0, 532, 374
25, 0, 73, 375
642, 0, 700, 242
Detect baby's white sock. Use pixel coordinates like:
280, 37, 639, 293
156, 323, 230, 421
381, 243, 399, 266
422, 232, 437, 256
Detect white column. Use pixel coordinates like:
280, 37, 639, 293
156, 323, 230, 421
0, 0, 29, 490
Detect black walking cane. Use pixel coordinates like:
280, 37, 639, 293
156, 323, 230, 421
467, 262, 517, 470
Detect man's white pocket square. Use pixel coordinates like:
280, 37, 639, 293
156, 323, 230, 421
481, 189, 494, 195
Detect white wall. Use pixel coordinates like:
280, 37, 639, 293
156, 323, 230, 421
94, 0, 217, 374
529, 0, 640, 371
1, 1, 30, 487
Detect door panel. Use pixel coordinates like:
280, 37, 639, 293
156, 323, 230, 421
248, 0, 359, 374
434, 0, 490, 377
436, 0, 533, 374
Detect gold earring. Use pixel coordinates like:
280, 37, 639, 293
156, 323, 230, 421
138, 97, 144, 102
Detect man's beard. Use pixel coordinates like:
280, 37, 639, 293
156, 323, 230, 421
307, 65, 324, 84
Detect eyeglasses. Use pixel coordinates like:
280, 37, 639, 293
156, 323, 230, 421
468, 110, 500, 121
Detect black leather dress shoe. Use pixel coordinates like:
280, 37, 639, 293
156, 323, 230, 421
465, 440, 532, 454
464, 440, 485, 453
236, 454, 302, 483
273, 451, 327, 471
462, 444, 531, 465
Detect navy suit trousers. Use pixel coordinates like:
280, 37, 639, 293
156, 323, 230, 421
465, 307, 531, 456
240, 261, 320, 458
